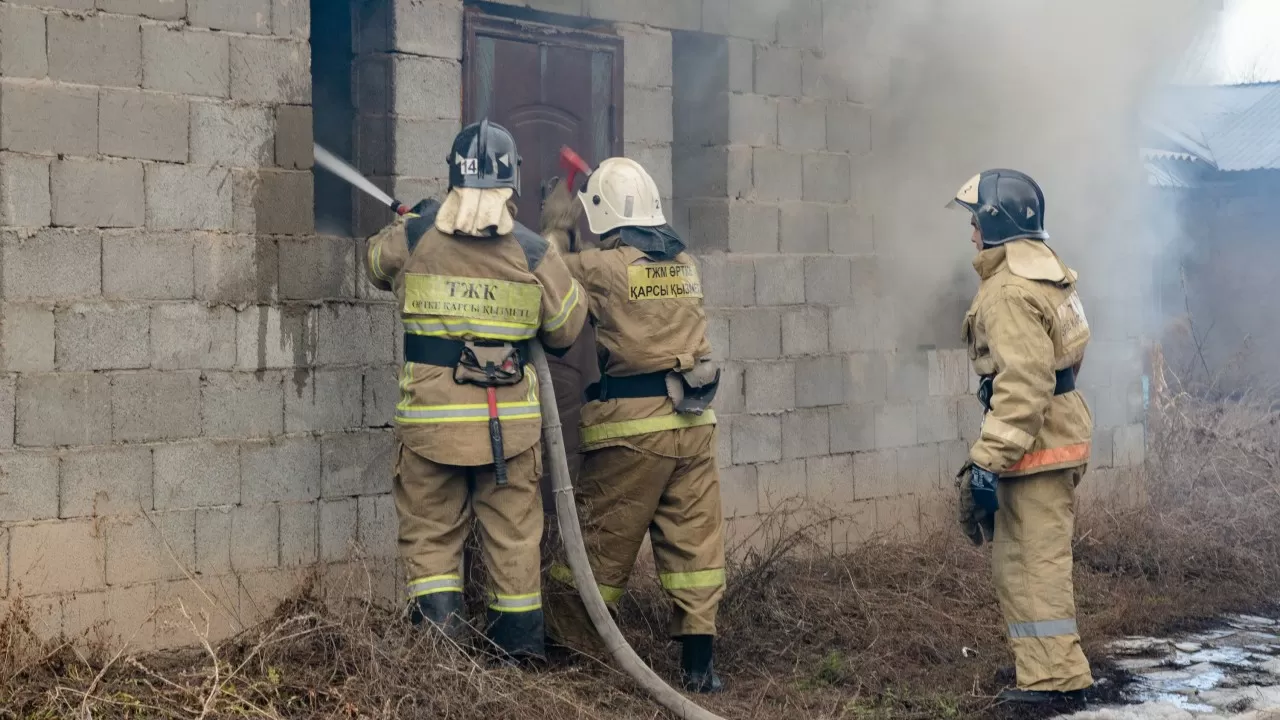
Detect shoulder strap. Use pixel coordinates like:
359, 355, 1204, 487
404, 199, 442, 255
512, 220, 550, 271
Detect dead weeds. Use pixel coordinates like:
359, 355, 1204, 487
2, 383, 1279, 720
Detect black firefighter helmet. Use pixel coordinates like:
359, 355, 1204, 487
447, 118, 522, 196
946, 169, 1049, 246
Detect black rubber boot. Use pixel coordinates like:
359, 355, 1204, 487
409, 591, 468, 640
680, 635, 725, 694
487, 609, 547, 665
997, 688, 1087, 706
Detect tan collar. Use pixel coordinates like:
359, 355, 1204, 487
972, 245, 1008, 280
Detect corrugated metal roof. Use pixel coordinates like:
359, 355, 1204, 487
1145, 82, 1280, 178
1141, 152, 1207, 189
1208, 87, 1280, 171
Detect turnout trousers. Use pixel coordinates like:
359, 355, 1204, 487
994, 465, 1094, 692
394, 442, 545, 652
546, 423, 726, 650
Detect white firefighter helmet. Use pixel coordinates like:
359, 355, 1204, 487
577, 157, 666, 235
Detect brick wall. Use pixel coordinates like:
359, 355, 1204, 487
0, 0, 1150, 648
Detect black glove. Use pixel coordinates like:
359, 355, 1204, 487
977, 375, 994, 413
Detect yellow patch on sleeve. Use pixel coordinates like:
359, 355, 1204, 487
403, 273, 542, 326
627, 263, 703, 302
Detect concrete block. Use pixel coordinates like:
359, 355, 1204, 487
827, 102, 872, 154
0, 5, 48, 78
316, 304, 372, 365
367, 306, 397, 366
802, 153, 852, 204
1091, 428, 1114, 469
111, 371, 202, 442
99, 0, 188, 20
47, 14, 142, 87
728, 94, 778, 147
829, 206, 874, 255
875, 495, 919, 539
780, 202, 828, 254
16, 373, 111, 447
782, 306, 827, 356
624, 143, 673, 200
194, 234, 278, 302
716, 417, 733, 468
778, 0, 821, 49
272, 0, 309, 38
928, 349, 969, 397
886, 350, 929, 403
284, 369, 363, 433
279, 501, 317, 565
59, 446, 152, 518
744, 361, 796, 413
853, 449, 896, 500
1, 304, 55, 372
755, 459, 805, 510
732, 414, 782, 465
897, 444, 940, 496
624, 86, 674, 145
241, 435, 320, 503
828, 304, 875, 353
154, 441, 239, 509
779, 99, 826, 151
875, 403, 917, 449
849, 256, 880, 306
674, 146, 741, 200
807, 452, 854, 505
322, 430, 394, 499
201, 371, 284, 437
705, 312, 729, 362
755, 46, 802, 97
64, 583, 158, 648
706, 0, 775, 41
0, 376, 11, 449
189, 0, 270, 33
11, 520, 106, 594
752, 148, 802, 203
714, 361, 745, 414
754, 255, 805, 306
783, 408, 829, 459
390, 55, 461, 118
198, 504, 279, 573
711, 465, 754, 521
587, 0, 698, 30
620, 25, 672, 88
0, 452, 58, 521
281, 237, 357, 300
831, 499, 876, 549
234, 169, 314, 235
51, 158, 144, 228
804, 255, 852, 305
729, 309, 781, 359
698, 254, 755, 308
190, 101, 273, 167
230, 36, 310, 104
391, 0, 463, 57
153, 574, 241, 648
940, 440, 969, 486
829, 403, 874, 454
319, 498, 358, 562
0, 81, 98, 156
146, 164, 232, 231
0, 153, 51, 227
796, 355, 845, 408
100, 88, 188, 163
143, 25, 230, 98
729, 202, 779, 253
105, 511, 196, 585
194, 507, 232, 574
1113, 423, 1146, 467
235, 305, 317, 369
356, 493, 397, 558
275, 105, 313, 169
845, 353, 887, 405
103, 231, 195, 300
55, 303, 150, 371
958, 397, 983, 445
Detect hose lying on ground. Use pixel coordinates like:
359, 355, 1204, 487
529, 342, 728, 720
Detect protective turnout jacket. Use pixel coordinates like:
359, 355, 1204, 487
366, 209, 586, 467
564, 238, 715, 448
963, 240, 1092, 477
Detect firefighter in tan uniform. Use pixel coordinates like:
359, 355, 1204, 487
948, 169, 1095, 705
365, 119, 586, 662
540, 158, 728, 693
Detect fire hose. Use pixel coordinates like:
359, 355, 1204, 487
314, 145, 728, 720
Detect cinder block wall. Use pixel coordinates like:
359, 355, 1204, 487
0, 0, 1148, 648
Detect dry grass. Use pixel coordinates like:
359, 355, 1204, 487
2, 374, 1279, 720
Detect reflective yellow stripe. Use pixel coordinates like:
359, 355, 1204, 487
542, 279, 582, 334
580, 410, 717, 446
407, 574, 463, 598
659, 569, 725, 591
368, 242, 391, 281
488, 592, 542, 613
549, 563, 625, 604
981, 416, 1036, 451
396, 401, 540, 424
402, 318, 538, 342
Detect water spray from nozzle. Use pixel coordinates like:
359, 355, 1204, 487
314, 144, 411, 216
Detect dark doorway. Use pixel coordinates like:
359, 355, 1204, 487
311, 0, 355, 237
462, 11, 624, 229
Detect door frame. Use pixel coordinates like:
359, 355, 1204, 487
461, 9, 625, 156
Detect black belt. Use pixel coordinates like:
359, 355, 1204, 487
980, 367, 1076, 396
585, 371, 669, 402
403, 335, 529, 367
